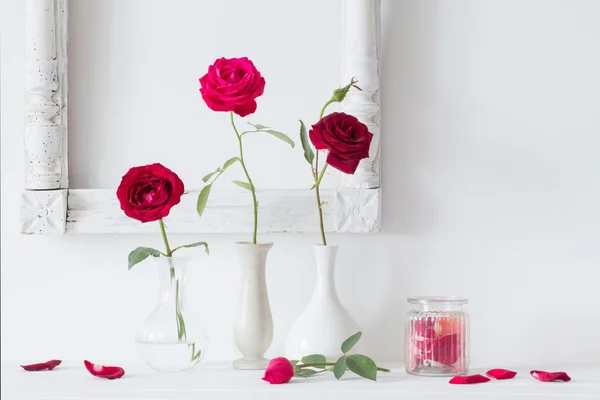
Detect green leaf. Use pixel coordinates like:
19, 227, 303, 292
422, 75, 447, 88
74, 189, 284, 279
128, 247, 162, 269
176, 308, 187, 341
301, 354, 326, 365
346, 354, 377, 381
202, 168, 221, 183
196, 184, 212, 217
222, 157, 240, 169
341, 331, 362, 354
247, 122, 270, 130
172, 242, 210, 255
189, 343, 202, 363
295, 369, 319, 378
232, 180, 253, 191
289, 360, 300, 366
299, 120, 314, 165
333, 356, 347, 380
265, 130, 295, 148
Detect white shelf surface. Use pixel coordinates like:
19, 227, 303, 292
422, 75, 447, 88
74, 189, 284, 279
2, 362, 599, 399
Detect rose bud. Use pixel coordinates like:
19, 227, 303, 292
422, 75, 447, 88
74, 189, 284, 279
262, 357, 294, 384
330, 77, 362, 103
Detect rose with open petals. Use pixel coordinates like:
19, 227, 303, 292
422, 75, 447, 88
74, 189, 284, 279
116, 163, 184, 223
262, 357, 294, 384
309, 112, 373, 174
199, 57, 266, 117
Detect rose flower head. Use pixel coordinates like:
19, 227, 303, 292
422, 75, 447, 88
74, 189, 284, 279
116, 163, 185, 223
309, 112, 373, 174
199, 57, 266, 117
262, 357, 294, 384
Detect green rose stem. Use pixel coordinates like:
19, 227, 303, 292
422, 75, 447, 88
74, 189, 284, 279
158, 219, 172, 257
313, 100, 334, 246
158, 219, 187, 343
230, 111, 259, 244
311, 79, 361, 246
299, 362, 390, 373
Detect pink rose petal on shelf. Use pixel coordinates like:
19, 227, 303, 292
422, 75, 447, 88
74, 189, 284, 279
530, 370, 571, 382
84, 360, 125, 380
20, 360, 62, 371
486, 368, 517, 380
449, 374, 491, 384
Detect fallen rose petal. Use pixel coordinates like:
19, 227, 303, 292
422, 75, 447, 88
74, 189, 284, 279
530, 370, 571, 382
449, 374, 491, 384
84, 360, 125, 380
486, 368, 517, 380
20, 360, 62, 371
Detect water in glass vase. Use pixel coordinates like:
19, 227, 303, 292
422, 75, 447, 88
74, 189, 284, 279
135, 257, 210, 372
136, 341, 205, 372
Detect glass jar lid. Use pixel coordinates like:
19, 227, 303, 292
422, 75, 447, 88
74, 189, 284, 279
407, 296, 468, 305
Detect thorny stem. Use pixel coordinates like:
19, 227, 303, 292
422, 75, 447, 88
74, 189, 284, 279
231, 112, 258, 244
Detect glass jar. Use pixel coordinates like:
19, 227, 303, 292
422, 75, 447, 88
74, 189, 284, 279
135, 257, 209, 372
405, 297, 469, 376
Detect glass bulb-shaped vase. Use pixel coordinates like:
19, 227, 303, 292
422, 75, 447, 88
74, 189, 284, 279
135, 257, 209, 372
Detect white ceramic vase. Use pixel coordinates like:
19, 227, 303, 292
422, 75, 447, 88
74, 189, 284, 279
284, 244, 359, 361
232, 242, 274, 370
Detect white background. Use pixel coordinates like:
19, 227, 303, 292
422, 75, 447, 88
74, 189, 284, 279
2, 0, 600, 369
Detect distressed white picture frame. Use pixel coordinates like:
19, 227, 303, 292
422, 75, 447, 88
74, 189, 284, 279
20, 0, 381, 235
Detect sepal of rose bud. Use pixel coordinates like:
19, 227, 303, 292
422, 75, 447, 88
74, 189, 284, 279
330, 78, 361, 103
262, 357, 294, 384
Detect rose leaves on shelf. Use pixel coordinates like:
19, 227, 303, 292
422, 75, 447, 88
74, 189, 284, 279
449, 374, 491, 384
530, 370, 571, 382
20, 360, 62, 371
486, 368, 518, 380
84, 360, 125, 380
263, 332, 390, 384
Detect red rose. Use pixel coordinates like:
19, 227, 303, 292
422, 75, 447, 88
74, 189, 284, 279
116, 163, 184, 223
262, 357, 294, 384
199, 57, 266, 117
309, 112, 373, 174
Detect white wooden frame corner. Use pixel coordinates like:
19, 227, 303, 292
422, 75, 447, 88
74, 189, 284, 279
20, 0, 381, 235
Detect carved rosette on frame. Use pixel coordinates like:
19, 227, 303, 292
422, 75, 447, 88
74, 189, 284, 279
21, 190, 67, 234
24, 0, 68, 190
335, 189, 380, 233
335, 0, 382, 233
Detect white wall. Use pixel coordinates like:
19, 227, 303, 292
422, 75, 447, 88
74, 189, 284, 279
2, 0, 600, 368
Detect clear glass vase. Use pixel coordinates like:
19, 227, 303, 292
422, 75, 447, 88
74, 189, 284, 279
135, 257, 209, 372
405, 297, 469, 376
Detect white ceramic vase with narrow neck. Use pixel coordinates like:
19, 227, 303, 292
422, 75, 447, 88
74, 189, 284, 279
284, 244, 359, 361
232, 242, 274, 370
